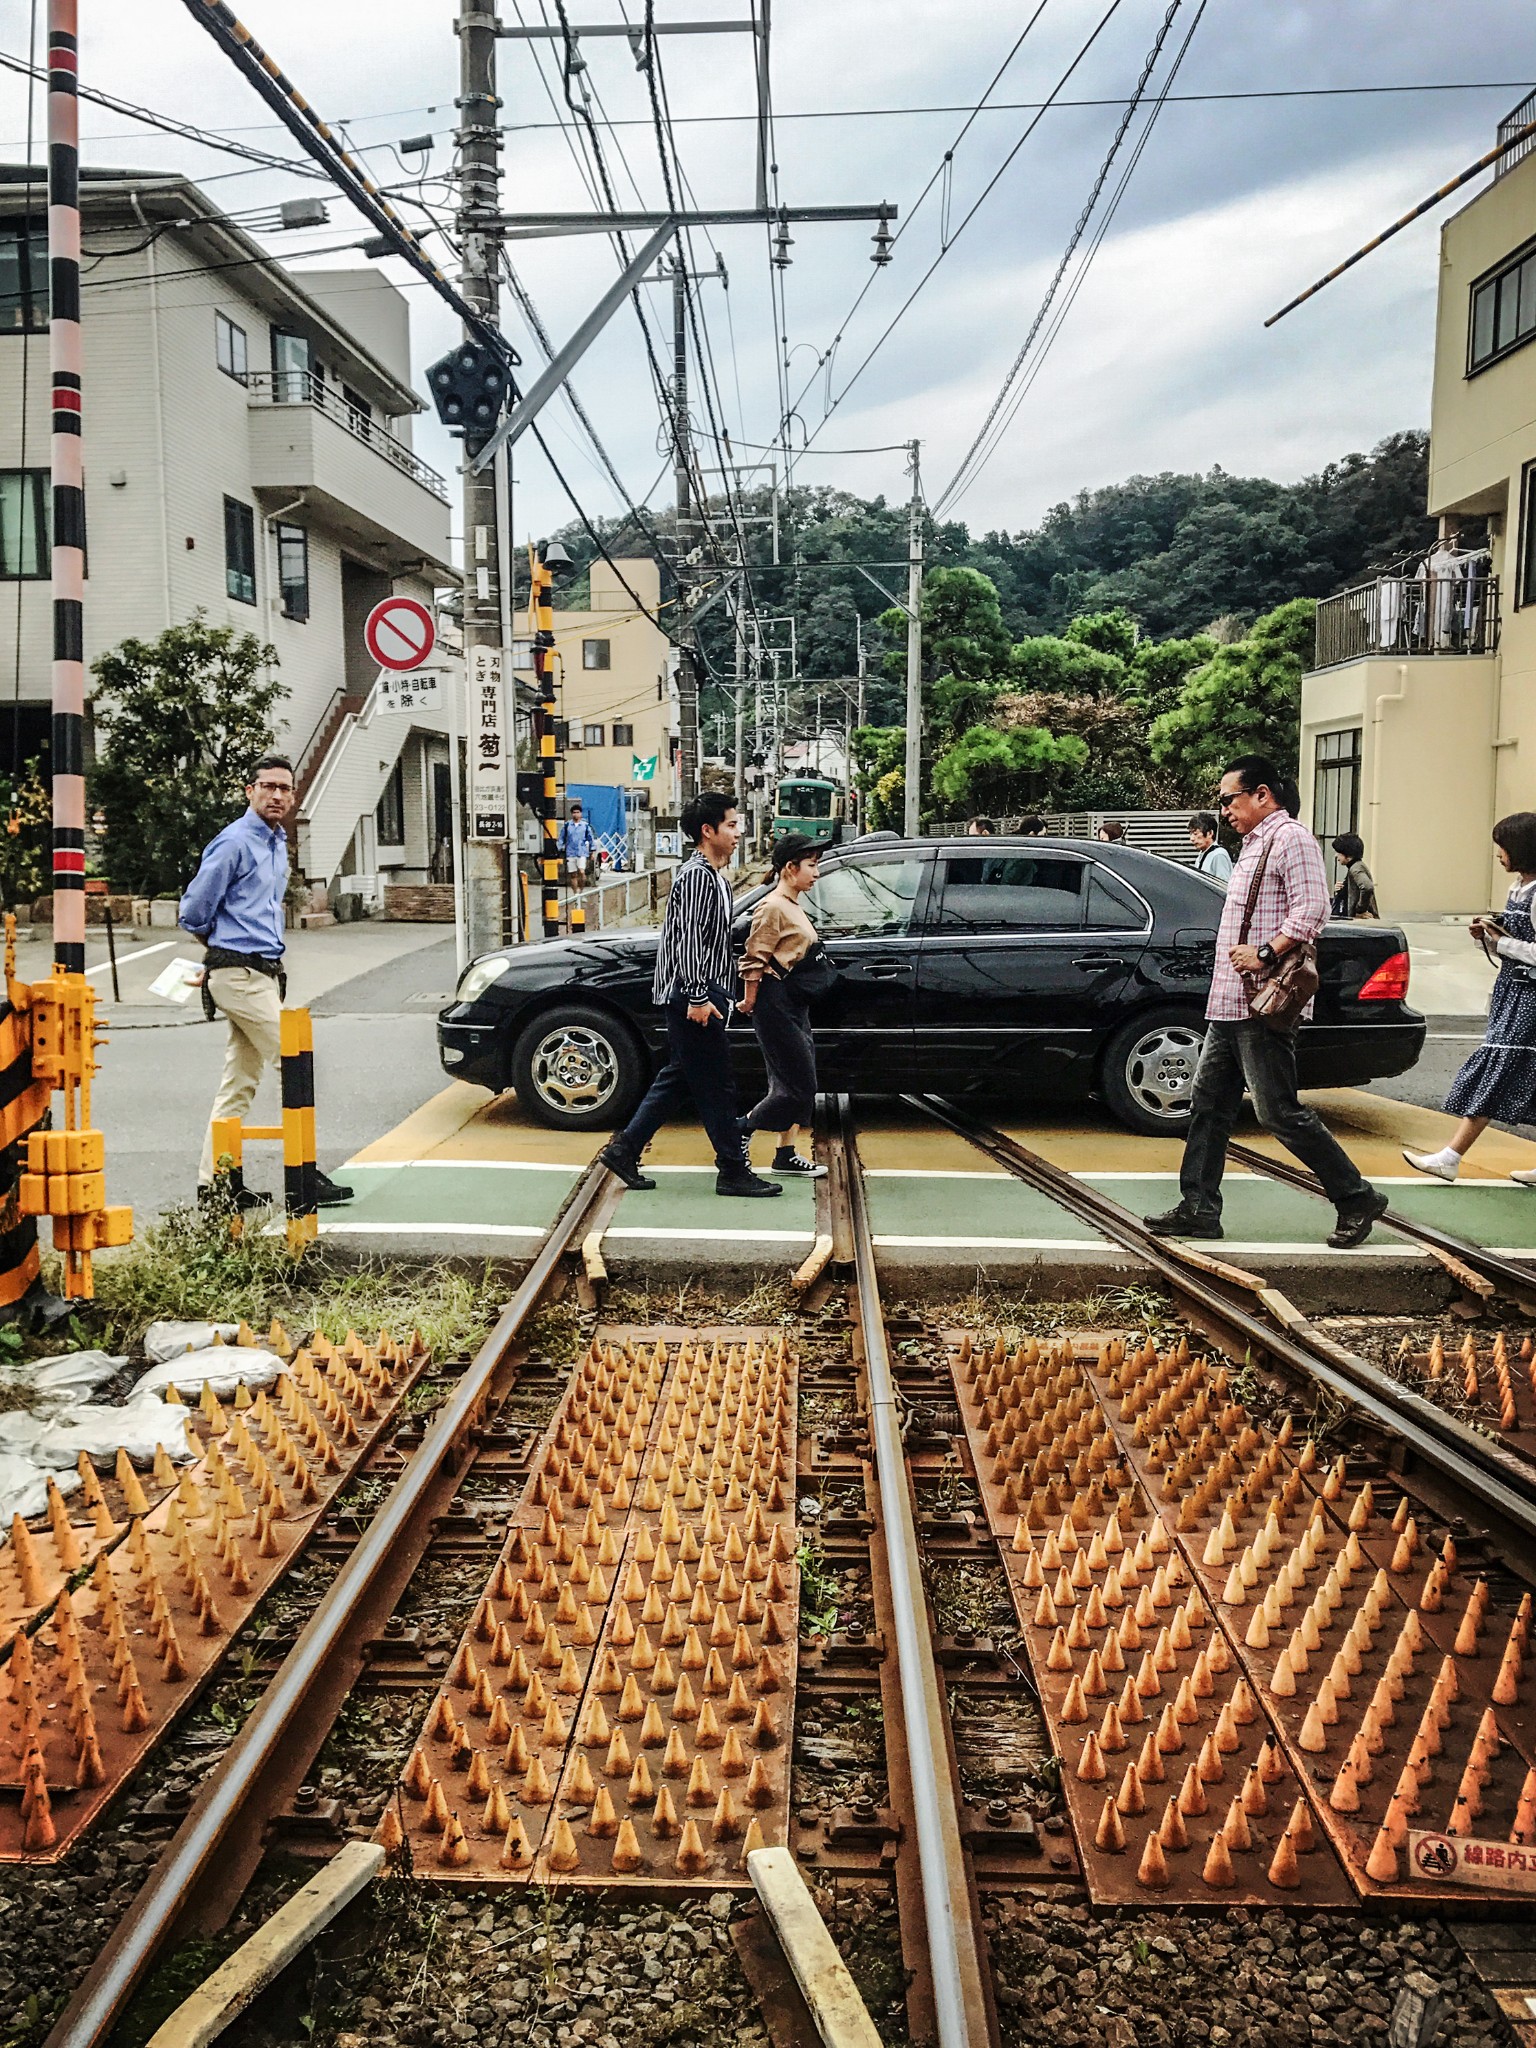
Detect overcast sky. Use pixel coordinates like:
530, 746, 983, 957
3, 0, 1532, 549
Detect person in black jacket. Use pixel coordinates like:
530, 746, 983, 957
597, 792, 782, 1199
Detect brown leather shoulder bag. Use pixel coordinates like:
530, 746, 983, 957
1236, 836, 1320, 1033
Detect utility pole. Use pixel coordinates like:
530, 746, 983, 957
902, 439, 924, 839
456, 2, 510, 954
732, 587, 747, 862
671, 259, 700, 807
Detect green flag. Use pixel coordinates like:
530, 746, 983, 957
632, 752, 657, 782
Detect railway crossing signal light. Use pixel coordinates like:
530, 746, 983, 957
426, 341, 512, 456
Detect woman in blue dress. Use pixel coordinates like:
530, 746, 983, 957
1404, 810, 1536, 1185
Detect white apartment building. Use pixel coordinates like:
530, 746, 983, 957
0, 165, 460, 903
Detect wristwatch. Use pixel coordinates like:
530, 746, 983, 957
1256, 942, 1277, 966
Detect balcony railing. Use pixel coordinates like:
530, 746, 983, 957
1314, 573, 1500, 670
243, 369, 448, 502
1496, 88, 1536, 180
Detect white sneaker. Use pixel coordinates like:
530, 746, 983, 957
1510, 1168, 1536, 1188
1402, 1149, 1459, 1182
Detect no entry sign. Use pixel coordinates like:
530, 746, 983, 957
364, 595, 436, 672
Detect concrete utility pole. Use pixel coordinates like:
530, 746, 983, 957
456, 2, 510, 953
902, 439, 924, 839
671, 260, 700, 807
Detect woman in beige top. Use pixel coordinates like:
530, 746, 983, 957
737, 834, 832, 1177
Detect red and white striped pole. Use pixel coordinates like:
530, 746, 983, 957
47, 0, 86, 976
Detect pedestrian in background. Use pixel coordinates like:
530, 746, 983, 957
1018, 816, 1048, 836
1330, 833, 1378, 918
966, 816, 994, 836
1404, 810, 1536, 1186
559, 800, 596, 889
1189, 810, 1233, 883
179, 752, 352, 1213
1147, 753, 1387, 1248
738, 833, 833, 1179
1097, 820, 1126, 843
598, 792, 781, 1199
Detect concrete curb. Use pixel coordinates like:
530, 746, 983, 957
143, 1841, 384, 2048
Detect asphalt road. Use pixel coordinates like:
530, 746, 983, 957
1364, 1015, 1536, 1142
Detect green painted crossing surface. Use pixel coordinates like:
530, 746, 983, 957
609, 1167, 818, 1243
321, 1161, 576, 1236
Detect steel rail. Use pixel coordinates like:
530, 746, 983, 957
837, 1096, 994, 2048
45, 1159, 613, 2048
904, 1095, 1536, 1540
1225, 1139, 1536, 1312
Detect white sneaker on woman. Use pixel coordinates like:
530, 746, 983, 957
1510, 1167, 1536, 1188
1402, 1148, 1459, 1181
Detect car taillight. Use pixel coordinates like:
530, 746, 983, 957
1357, 951, 1410, 1001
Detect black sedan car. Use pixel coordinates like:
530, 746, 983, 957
438, 837, 1426, 1137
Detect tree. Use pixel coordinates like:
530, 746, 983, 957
0, 762, 51, 910
929, 723, 1088, 816
91, 615, 285, 897
1148, 598, 1316, 799
850, 725, 907, 830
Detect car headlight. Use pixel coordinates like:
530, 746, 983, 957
454, 954, 511, 1006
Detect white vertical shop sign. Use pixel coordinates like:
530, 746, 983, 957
468, 645, 508, 841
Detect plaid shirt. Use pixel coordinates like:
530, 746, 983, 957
1208, 808, 1330, 1022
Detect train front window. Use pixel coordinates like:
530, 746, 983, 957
779, 783, 832, 818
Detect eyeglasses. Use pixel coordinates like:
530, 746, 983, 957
253, 779, 293, 794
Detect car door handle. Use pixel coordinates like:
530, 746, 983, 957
1074, 954, 1123, 971
865, 964, 908, 979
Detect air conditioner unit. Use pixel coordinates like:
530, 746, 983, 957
568, 732, 583, 749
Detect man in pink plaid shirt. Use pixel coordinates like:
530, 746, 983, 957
1146, 754, 1388, 1250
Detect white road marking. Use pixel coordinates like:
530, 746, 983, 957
86, 939, 174, 978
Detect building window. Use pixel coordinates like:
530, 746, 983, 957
1520, 463, 1536, 609
224, 496, 257, 605
511, 638, 534, 670
612, 722, 634, 747
276, 522, 309, 620
0, 227, 48, 333
271, 327, 313, 403
582, 638, 610, 670
0, 470, 49, 578
1312, 728, 1361, 846
1470, 242, 1536, 373
215, 311, 248, 382
583, 722, 605, 747
376, 759, 405, 846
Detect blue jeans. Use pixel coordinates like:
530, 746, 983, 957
1179, 1019, 1373, 1221
616, 990, 746, 1172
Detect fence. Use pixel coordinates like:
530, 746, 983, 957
570, 865, 675, 931
1496, 88, 1536, 180
1313, 574, 1500, 669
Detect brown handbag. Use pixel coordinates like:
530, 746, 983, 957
1236, 837, 1320, 1033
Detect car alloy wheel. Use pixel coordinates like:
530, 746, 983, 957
528, 1022, 621, 1115
1124, 1020, 1204, 1120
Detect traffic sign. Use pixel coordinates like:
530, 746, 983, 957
377, 668, 444, 716
364, 595, 435, 672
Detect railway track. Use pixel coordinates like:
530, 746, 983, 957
21, 1100, 1536, 2048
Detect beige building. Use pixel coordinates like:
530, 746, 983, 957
1299, 102, 1536, 914
0, 166, 459, 903
511, 557, 678, 839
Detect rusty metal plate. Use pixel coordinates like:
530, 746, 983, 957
1393, 1331, 1536, 1467
1069, 1334, 1536, 1904
0, 1330, 429, 1860
948, 1330, 1359, 1907
385, 1328, 798, 1888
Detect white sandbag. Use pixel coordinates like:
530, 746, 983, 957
0, 1450, 79, 1523
142, 1321, 240, 1365
30, 1350, 129, 1400
135, 1347, 283, 1401
33, 1398, 197, 1471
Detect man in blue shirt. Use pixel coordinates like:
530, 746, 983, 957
179, 752, 350, 1212
559, 801, 596, 888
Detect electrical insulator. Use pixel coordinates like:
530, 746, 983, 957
871, 209, 894, 267
771, 214, 794, 270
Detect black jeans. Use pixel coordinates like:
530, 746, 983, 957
1179, 1018, 1373, 1221
616, 990, 745, 1171
743, 977, 818, 1133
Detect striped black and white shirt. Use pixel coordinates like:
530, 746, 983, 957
652, 851, 735, 1005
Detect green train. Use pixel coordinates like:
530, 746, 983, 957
771, 775, 847, 848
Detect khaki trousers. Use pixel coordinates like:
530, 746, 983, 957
198, 966, 283, 1184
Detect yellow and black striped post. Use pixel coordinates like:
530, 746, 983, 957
0, 935, 54, 1315
531, 544, 562, 937
280, 1008, 318, 1252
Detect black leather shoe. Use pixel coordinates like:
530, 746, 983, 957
1144, 1205, 1223, 1240
599, 1142, 656, 1191
715, 1168, 784, 1198
312, 1170, 354, 1208
1327, 1187, 1390, 1249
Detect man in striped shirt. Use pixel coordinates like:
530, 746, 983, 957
598, 793, 783, 1199
1146, 754, 1387, 1249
